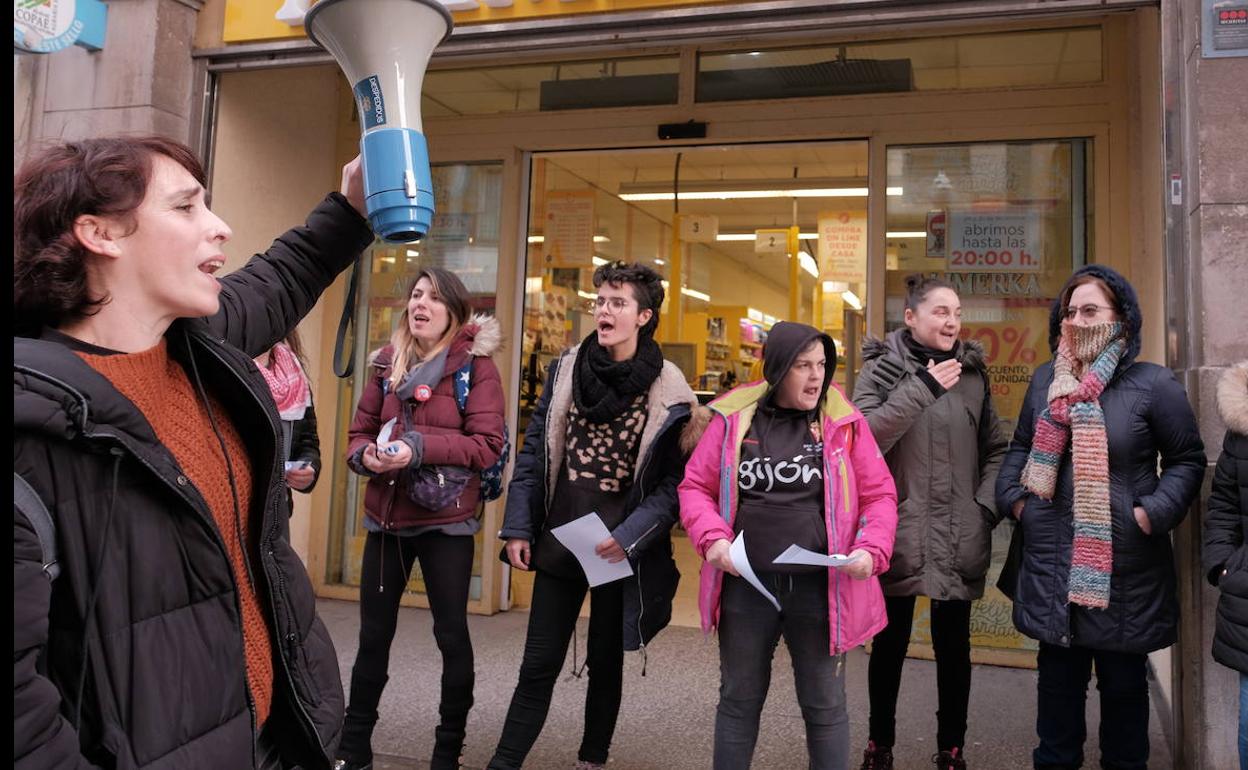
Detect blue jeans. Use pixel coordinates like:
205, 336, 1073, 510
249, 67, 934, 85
1033, 642, 1149, 770
1239, 672, 1247, 770
714, 572, 849, 770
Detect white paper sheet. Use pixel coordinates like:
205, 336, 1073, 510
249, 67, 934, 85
376, 417, 401, 455
550, 513, 635, 587
729, 532, 780, 611
772, 544, 865, 569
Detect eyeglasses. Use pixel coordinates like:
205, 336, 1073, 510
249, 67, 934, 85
587, 296, 634, 314
1062, 304, 1116, 321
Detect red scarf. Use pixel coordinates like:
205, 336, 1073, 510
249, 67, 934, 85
256, 343, 311, 420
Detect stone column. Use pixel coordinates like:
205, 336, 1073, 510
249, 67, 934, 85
1171, 1, 1248, 768
13, 0, 204, 163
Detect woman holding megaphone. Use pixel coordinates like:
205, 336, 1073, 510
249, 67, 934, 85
13, 136, 372, 770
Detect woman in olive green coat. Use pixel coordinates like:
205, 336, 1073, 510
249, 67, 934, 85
852, 275, 1008, 770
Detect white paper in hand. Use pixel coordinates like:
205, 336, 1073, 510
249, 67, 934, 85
773, 544, 865, 568
729, 532, 780, 611
550, 513, 634, 587
377, 417, 397, 445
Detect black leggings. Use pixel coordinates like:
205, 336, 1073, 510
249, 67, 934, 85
867, 595, 972, 752
339, 530, 475, 769
488, 570, 625, 769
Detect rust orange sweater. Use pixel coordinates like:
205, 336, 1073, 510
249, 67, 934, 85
77, 339, 274, 726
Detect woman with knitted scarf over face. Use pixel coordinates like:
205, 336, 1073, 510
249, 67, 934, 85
995, 266, 1205, 770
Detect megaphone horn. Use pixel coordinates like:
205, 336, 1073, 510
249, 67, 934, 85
305, 0, 453, 243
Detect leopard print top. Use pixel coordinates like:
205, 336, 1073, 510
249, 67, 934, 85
563, 394, 648, 493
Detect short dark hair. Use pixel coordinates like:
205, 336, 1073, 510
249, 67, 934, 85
13, 136, 207, 336
903, 273, 957, 312
592, 260, 666, 337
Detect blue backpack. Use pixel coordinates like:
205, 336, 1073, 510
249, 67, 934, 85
452, 359, 511, 502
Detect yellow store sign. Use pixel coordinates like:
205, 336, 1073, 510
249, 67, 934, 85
225, 0, 742, 44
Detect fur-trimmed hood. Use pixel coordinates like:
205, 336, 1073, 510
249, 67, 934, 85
367, 312, 503, 370
1218, 361, 1248, 436
861, 330, 987, 371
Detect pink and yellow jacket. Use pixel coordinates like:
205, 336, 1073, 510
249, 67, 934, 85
677, 380, 898, 654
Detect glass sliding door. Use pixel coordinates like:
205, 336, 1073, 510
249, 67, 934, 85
884, 138, 1094, 663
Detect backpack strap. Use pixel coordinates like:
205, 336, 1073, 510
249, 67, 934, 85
14, 472, 59, 581
453, 359, 473, 414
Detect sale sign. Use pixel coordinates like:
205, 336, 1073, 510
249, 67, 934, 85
960, 303, 1051, 427
947, 211, 1043, 273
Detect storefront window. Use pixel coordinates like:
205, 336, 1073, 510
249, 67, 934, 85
697, 26, 1102, 103
325, 162, 504, 598
513, 143, 870, 612
422, 55, 680, 117
884, 139, 1093, 661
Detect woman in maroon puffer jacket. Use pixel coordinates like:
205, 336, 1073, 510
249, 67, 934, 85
338, 266, 506, 770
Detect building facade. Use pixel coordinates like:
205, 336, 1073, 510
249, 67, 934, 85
14, 1, 1247, 765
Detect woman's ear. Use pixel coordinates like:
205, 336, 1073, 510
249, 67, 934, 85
73, 214, 124, 260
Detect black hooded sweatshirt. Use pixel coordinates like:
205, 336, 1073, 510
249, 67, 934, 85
734, 322, 839, 574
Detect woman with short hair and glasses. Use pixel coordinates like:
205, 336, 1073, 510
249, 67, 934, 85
490, 261, 698, 770
995, 265, 1205, 770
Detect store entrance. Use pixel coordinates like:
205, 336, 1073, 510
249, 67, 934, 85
513, 141, 872, 626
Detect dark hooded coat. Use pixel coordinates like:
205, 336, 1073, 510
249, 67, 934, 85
994, 265, 1206, 653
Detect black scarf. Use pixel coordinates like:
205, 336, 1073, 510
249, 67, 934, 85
573, 332, 665, 423
901, 329, 958, 365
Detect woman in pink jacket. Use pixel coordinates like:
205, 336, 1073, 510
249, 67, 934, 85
679, 321, 898, 770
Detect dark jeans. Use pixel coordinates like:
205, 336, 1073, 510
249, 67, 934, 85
339, 530, 475, 769
867, 595, 972, 751
1034, 642, 1150, 770
488, 570, 625, 769
714, 572, 849, 770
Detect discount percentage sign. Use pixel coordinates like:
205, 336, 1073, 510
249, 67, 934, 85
1002, 327, 1038, 364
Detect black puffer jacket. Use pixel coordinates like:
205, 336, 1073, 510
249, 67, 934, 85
1204, 362, 1248, 674
13, 193, 373, 769
994, 265, 1206, 653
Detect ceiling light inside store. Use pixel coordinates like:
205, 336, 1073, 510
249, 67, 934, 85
886, 231, 927, 238
716, 232, 818, 242
823, 281, 849, 293
592, 256, 609, 266
525, 277, 544, 294
683, 287, 712, 302
406, 249, 421, 258
527, 235, 612, 244
798, 251, 819, 279
747, 308, 764, 322
577, 290, 596, 301
842, 290, 863, 311
654, 258, 666, 265
619, 179, 902, 202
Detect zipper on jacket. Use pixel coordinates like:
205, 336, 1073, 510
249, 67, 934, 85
93, 429, 262, 740
824, 440, 843, 654
193, 334, 327, 762
634, 559, 648, 676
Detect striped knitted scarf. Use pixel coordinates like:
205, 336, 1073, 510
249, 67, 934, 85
1021, 321, 1125, 609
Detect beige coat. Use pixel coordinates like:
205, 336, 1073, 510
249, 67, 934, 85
852, 332, 1008, 600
